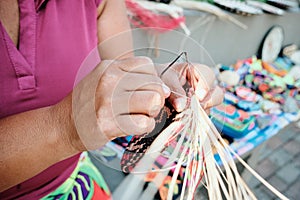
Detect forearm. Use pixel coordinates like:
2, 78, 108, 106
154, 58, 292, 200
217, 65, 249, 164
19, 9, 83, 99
0, 95, 82, 192
97, 0, 134, 60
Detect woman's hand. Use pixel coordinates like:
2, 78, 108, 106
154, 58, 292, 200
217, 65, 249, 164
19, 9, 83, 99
72, 57, 170, 150
157, 63, 224, 113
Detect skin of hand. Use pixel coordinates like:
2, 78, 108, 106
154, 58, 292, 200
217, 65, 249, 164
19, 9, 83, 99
156, 63, 224, 113
71, 56, 171, 150
72, 59, 224, 151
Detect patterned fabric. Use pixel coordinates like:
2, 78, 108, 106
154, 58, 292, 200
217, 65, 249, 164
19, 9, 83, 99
41, 152, 111, 200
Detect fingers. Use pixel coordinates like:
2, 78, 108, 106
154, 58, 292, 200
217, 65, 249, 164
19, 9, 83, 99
96, 56, 171, 138
191, 64, 216, 101
117, 56, 158, 76
95, 55, 223, 142
158, 68, 187, 112
117, 73, 170, 98
113, 91, 164, 117
115, 114, 156, 136
159, 62, 223, 113
201, 86, 224, 109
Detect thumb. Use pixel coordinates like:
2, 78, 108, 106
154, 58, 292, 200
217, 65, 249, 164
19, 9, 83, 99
168, 80, 187, 112
160, 67, 188, 112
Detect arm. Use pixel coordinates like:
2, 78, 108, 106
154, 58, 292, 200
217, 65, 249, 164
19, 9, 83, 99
0, 0, 134, 191
97, 0, 134, 59
0, 96, 83, 192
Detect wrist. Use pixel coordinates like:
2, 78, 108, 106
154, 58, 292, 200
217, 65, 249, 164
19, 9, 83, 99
50, 95, 86, 155
71, 65, 110, 150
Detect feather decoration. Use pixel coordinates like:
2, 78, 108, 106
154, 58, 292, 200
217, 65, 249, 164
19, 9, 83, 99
125, 0, 188, 33
130, 0, 191, 35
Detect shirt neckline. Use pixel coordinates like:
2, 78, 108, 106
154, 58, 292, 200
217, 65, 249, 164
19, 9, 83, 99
35, 0, 48, 11
0, 0, 38, 90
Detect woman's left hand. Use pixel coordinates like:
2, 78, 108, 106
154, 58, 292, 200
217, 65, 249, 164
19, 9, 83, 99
156, 63, 224, 113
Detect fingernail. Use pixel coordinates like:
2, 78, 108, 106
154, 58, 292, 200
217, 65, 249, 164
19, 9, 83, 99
175, 97, 187, 112
162, 84, 171, 97
195, 88, 207, 101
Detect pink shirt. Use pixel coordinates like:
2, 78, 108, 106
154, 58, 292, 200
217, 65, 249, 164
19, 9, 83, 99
0, 0, 101, 199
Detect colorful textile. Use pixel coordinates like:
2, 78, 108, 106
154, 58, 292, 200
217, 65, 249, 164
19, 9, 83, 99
41, 152, 111, 200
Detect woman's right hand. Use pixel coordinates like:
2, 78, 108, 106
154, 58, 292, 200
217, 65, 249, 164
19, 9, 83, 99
71, 57, 170, 150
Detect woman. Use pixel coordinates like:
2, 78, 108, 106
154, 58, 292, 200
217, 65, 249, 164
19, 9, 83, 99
0, 0, 223, 199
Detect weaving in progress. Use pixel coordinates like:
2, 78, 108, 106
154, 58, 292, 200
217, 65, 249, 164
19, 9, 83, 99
113, 52, 289, 200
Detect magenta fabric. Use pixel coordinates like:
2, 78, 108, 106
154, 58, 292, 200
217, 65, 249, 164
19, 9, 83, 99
0, 0, 102, 199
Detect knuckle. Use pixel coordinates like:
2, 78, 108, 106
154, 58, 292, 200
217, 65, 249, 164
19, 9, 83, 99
103, 70, 118, 83
194, 64, 216, 79
149, 91, 163, 106
136, 56, 153, 65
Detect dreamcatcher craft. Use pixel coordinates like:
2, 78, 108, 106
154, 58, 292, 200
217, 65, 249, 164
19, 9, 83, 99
113, 52, 289, 200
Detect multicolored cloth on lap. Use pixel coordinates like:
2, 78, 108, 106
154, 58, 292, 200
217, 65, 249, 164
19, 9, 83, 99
41, 152, 111, 200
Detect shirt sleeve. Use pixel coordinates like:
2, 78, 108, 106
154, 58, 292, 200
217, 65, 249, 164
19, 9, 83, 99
95, 0, 103, 7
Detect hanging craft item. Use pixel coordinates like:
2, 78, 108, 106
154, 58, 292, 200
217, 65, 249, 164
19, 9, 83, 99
213, 0, 263, 16
113, 52, 289, 200
173, 0, 248, 29
258, 25, 284, 63
246, 0, 285, 15
125, 0, 190, 34
148, 0, 172, 4
266, 0, 299, 9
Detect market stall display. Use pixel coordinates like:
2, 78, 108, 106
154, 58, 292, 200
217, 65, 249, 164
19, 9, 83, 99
213, 54, 300, 153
